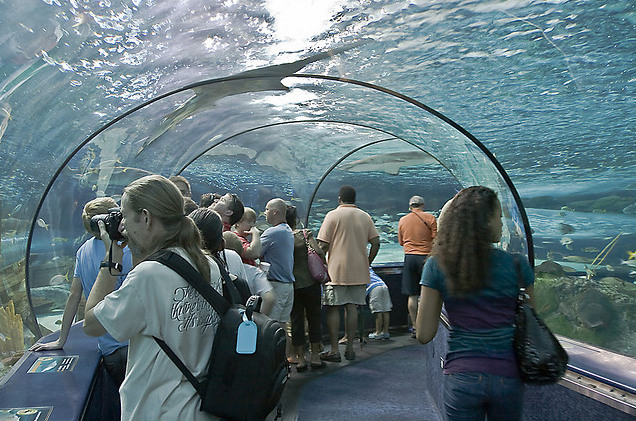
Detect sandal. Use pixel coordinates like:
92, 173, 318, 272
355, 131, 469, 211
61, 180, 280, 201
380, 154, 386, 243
344, 350, 356, 361
319, 351, 342, 362
296, 364, 308, 372
310, 361, 326, 369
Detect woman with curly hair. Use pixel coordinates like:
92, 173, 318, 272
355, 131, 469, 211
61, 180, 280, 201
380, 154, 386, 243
416, 186, 535, 421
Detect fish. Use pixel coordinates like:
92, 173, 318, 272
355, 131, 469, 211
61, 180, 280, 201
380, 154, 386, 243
606, 265, 615, 272
628, 250, 636, 260
576, 289, 613, 329
49, 274, 66, 285
583, 247, 600, 253
559, 223, 575, 234
339, 151, 440, 175
7, 203, 21, 217
560, 237, 573, 246
563, 255, 592, 263
621, 260, 636, 268
36, 218, 49, 230
51, 237, 68, 244
136, 41, 369, 156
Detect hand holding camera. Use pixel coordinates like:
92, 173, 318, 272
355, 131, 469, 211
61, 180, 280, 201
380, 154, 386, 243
90, 207, 124, 241
90, 207, 126, 265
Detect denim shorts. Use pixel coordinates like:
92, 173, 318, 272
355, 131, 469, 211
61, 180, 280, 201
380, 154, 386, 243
444, 372, 524, 421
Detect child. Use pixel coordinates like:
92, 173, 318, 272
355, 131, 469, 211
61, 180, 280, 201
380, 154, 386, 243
367, 267, 393, 340
223, 230, 275, 316
233, 206, 261, 266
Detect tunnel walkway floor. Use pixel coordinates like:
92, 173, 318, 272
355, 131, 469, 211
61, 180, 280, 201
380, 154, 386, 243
270, 329, 443, 421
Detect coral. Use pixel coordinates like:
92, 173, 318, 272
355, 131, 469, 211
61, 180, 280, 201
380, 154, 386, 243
0, 300, 24, 357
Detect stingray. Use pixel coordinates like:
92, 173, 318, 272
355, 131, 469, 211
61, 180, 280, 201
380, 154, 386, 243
339, 151, 439, 175
136, 40, 369, 156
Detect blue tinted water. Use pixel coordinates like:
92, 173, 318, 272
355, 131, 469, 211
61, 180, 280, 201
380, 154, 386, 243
1, 0, 636, 361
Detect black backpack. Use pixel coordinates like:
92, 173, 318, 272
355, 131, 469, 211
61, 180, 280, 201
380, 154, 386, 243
147, 250, 290, 421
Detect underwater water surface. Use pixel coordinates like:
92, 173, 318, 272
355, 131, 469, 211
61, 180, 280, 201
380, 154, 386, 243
1, 0, 636, 374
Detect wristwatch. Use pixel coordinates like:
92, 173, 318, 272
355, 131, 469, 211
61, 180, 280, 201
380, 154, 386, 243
100, 260, 123, 273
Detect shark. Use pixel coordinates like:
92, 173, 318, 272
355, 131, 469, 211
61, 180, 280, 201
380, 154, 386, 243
339, 150, 440, 175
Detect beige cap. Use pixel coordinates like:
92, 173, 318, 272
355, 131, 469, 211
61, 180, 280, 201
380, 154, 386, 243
409, 195, 424, 206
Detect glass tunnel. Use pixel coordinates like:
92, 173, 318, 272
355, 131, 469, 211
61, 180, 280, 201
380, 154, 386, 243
1, 0, 636, 413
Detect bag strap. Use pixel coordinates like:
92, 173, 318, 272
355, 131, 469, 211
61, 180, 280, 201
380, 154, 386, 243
514, 254, 533, 306
145, 250, 237, 398
154, 336, 206, 396
301, 229, 313, 250
147, 249, 232, 315
514, 254, 530, 289
411, 210, 432, 231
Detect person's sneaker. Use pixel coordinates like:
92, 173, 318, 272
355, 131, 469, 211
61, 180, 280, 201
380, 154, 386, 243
382, 332, 390, 340
411, 329, 417, 339
368, 332, 383, 340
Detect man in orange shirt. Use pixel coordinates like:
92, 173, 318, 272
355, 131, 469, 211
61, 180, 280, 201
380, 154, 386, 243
398, 195, 437, 338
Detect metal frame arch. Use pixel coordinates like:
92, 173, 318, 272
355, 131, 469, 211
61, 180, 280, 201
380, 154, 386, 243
25, 71, 534, 334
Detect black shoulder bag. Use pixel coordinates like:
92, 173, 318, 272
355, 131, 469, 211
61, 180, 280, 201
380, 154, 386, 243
147, 250, 289, 421
513, 256, 568, 384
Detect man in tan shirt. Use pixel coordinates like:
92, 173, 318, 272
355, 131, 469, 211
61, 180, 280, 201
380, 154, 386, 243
398, 195, 437, 338
317, 185, 380, 362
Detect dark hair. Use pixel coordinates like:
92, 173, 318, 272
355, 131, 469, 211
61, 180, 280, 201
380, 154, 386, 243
339, 185, 356, 204
184, 197, 198, 214
285, 205, 298, 229
199, 193, 214, 208
228, 193, 244, 225
189, 207, 224, 253
432, 186, 499, 297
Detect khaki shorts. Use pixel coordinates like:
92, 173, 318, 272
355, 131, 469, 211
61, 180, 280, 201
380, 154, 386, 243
322, 284, 366, 306
368, 285, 393, 313
269, 281, 294, 323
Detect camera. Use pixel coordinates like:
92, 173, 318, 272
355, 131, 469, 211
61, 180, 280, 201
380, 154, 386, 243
90, 207, 124, 241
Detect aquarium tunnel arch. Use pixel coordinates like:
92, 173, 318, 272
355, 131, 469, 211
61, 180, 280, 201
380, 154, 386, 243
26, 72, 534, 335
2, 1, 636, 414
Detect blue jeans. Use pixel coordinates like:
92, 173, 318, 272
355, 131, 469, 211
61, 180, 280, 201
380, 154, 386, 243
444, 372, 524, 421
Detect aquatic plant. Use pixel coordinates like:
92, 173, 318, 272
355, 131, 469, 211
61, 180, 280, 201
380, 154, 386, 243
586, 232, 622, 280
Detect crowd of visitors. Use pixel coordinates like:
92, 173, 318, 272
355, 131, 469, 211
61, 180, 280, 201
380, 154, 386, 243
32, 172, 527, 421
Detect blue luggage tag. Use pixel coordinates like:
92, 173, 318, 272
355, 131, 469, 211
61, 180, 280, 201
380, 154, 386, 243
236, 310, 257, 354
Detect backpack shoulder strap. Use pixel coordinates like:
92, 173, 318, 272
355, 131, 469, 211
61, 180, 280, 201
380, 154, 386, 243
147, 249, 231, 315
213, 253, 242, 305
154, 336, 205, 396
145, 250, 231, 398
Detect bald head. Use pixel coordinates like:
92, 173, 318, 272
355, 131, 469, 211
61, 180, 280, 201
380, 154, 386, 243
265, 198, 287, 225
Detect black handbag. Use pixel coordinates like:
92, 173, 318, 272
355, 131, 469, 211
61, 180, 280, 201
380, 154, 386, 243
513, 257, 568, 384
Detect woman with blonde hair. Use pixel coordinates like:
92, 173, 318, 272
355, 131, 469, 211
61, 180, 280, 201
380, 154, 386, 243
416, 186, 534, 421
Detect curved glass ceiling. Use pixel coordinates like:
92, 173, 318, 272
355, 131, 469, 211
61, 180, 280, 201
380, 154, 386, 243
1, 0, 635, 377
